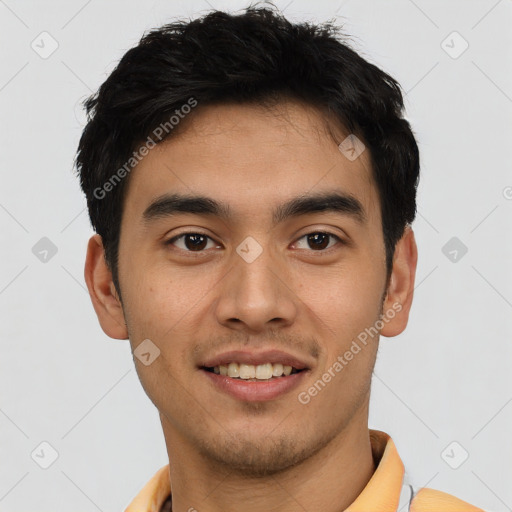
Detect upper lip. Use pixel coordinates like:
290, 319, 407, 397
200, 350, 313, 371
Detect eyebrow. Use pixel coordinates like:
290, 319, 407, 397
142, 191, 366, 227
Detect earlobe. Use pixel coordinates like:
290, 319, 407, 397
84, 234, 129, 340
380, 226, 418, 338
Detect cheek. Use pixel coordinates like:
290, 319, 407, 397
299, 261, 384, 345
121, 264, 204, 411
301, 269, 381, 410
122, 260, 219, 349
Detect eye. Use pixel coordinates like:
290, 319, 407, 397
165, 232, 220, 252
293, 232, 344, 251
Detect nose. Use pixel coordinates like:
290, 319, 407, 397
214, 241, 298, 333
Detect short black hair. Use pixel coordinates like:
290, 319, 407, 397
75, 3, 420, 298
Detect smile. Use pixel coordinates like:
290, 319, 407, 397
204, 362, 302, 380
201, 365, 309, 402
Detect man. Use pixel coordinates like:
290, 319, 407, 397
76, 5, 485, 511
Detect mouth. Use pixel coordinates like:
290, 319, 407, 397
202, 362, 304, 381
199, 351, 312, 402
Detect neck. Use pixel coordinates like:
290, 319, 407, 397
161, 409, 376, 512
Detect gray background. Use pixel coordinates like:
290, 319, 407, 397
1, 0, 511, 510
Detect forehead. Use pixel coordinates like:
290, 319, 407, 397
121, 100, 380, 228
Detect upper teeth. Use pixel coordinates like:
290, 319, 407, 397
212, 363, 294, 379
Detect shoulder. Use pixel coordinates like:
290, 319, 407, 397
411, 487, 486, 512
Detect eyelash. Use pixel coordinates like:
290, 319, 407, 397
164, 231, 345, 254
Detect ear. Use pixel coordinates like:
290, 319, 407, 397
380, 226, 418, 337
84, 234, 128, 340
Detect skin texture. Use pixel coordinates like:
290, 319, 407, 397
85, 100, 418, 512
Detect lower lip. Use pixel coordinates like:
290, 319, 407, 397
201, 369, 309, 402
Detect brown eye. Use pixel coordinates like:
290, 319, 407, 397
294, 232, 343, 251
166, 233, 217, 252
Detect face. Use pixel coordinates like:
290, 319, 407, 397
86, 100, 417, 477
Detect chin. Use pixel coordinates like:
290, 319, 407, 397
195, 428, 334, 478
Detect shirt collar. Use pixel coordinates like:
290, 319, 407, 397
347, 429, 405, 511
124, 429, 405, 512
